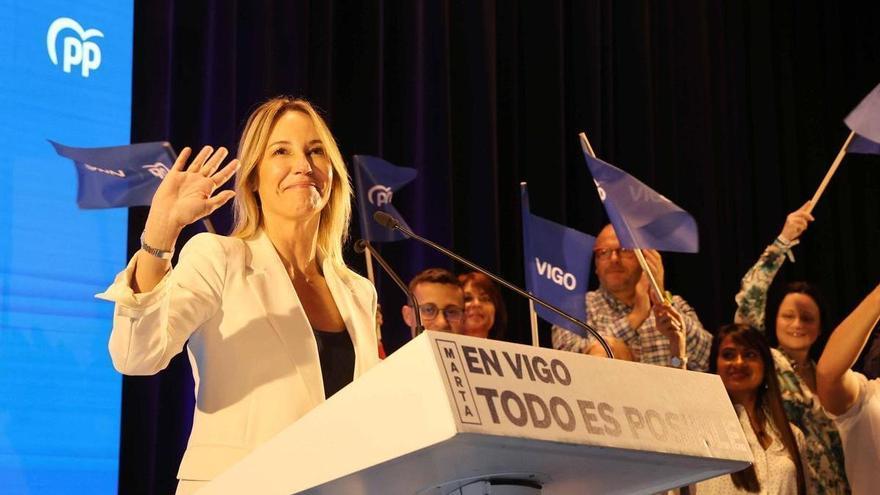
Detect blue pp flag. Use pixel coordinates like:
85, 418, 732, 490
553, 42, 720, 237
845, 82, 880, 144
521, 183, 595, 336
580, 139, 699, 253
50, 140, 175, 209
352, 155, 417, 242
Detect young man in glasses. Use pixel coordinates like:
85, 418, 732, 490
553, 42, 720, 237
401, 268, 465, 335
552, 224, 712, 371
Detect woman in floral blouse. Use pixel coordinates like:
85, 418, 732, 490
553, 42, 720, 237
734, 202, 849, 494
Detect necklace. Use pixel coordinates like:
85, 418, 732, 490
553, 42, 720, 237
779, 348, 812, 372
298, 272, 320, 285
791, 359, 813, 372
286, 263, 320, 286
778, 347, 817, 393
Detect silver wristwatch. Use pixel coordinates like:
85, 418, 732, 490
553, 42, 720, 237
140, 231, 174, 260
669, 355, 687, 369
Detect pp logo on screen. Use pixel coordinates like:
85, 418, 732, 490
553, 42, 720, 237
47, 17, 104, 77
368, 185, 393, 207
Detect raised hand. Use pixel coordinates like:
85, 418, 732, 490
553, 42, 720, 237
134, 146, 239, 294
150, 146, 240, 230
634, 271, 651, 310
779, 201, 815, 243
628, 272, 653, 331
640, 249, 665, 296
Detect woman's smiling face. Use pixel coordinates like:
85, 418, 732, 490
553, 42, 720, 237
256, 110, 333, 221
775, 292, 821, 354
716, 335, 765, 399
463, 282, 496, 338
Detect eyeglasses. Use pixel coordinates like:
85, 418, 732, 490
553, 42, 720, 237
594, 247, 635, 261
417, 303, 464, 323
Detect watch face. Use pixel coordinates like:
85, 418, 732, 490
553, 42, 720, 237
670, 356, 683, 367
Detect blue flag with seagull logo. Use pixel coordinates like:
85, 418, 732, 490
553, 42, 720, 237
352, 155, 417, 242
50, 140, 175, 209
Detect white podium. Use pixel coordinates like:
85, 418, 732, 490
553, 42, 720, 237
201, 332, 751, 494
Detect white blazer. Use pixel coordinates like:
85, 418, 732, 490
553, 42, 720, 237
97, 230, 380, 481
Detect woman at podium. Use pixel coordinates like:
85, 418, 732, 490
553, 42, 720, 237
97, 97, 380, 494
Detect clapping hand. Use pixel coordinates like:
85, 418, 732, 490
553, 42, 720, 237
640, 249, 665, 296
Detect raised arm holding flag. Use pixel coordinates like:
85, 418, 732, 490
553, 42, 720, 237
732, 204, 852, 495
568, 133, 712, 370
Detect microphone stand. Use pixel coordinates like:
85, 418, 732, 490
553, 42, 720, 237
354, 239, 425, 336
372, 212, 614, 358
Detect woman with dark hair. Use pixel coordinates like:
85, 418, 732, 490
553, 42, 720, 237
458, 272, 507, 340
698, 324, 809, 495
734, 204, 848, 494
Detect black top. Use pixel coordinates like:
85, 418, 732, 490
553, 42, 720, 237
313, 328, 355, 398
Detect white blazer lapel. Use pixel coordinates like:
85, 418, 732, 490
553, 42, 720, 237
244, 231, 325, 405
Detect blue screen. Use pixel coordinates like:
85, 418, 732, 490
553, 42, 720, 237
0, 1, 133, 493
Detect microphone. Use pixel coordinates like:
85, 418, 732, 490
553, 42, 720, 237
372, 211, 400, 230
371, 211, 614, 358
354, 239, 424, 335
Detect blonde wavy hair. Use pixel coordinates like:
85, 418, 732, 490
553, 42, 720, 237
230, 97, 352, 270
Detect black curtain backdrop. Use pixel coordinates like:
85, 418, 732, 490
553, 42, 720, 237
123, 1, 880, 493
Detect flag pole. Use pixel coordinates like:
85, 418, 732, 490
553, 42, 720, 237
520, 182, 541, 347
806, 130, 855, 215
528, 298, 540, 347
352, 158, 377, 286
361, 227, 379, 349
360, 235, 380, 349
579, 132, 597, 158
633, 248, 666, 303
578, 132, 666, 303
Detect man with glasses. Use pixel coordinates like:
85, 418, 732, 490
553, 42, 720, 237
552, 224, 712, 371
401, 268, 465, 335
